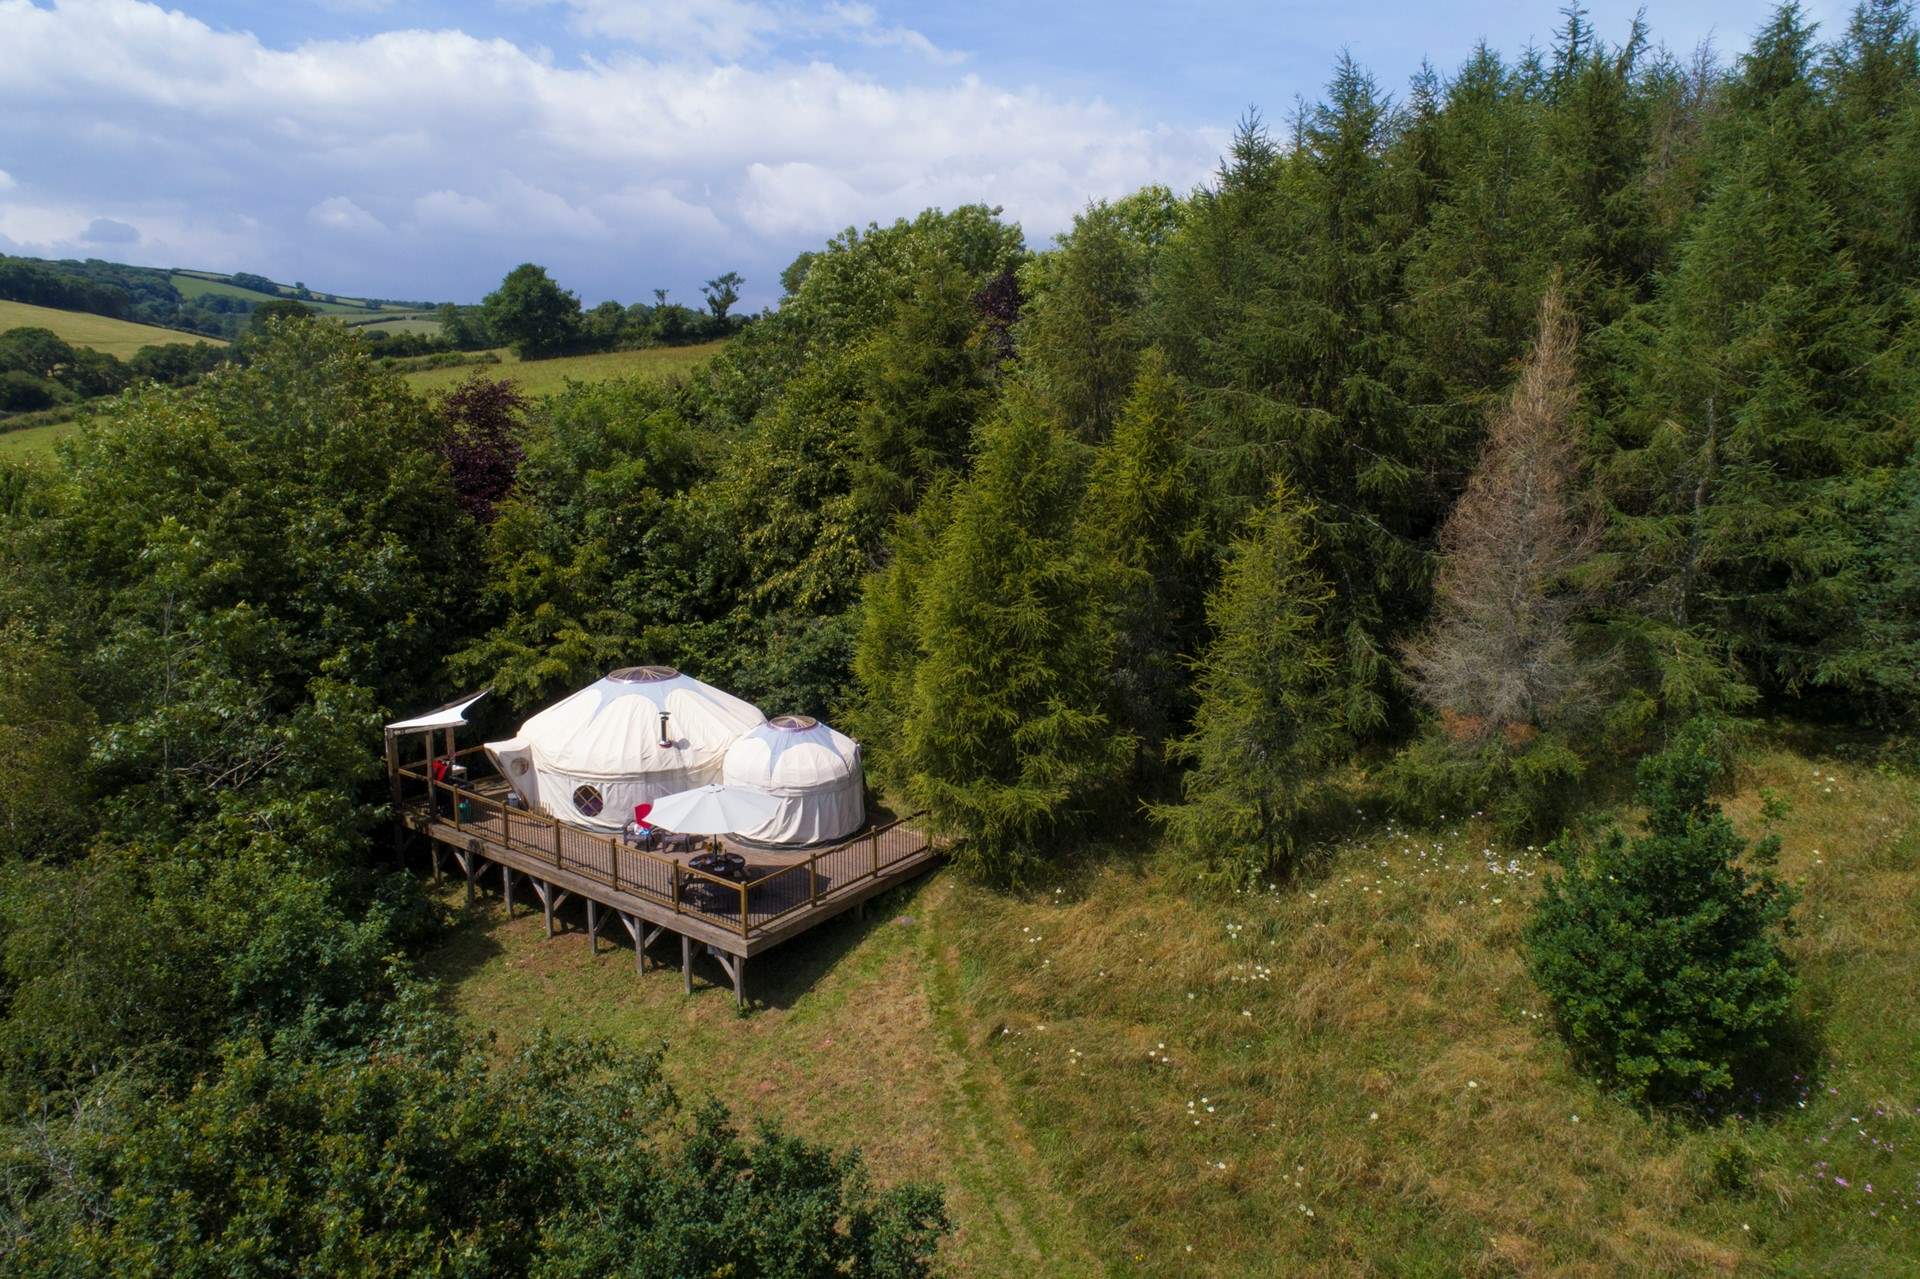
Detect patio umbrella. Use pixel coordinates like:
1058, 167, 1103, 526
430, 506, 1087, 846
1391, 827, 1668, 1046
646, 783, 781, 836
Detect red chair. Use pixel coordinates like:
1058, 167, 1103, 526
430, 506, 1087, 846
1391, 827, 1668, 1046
626, 803, 656, 848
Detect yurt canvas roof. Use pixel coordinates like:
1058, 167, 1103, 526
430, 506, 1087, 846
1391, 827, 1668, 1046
721, 714, 865, 845
723, 715, 862, 795
520, 666, 765, 778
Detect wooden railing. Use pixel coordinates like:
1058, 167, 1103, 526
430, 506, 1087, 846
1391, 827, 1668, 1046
393, 755, 929, 939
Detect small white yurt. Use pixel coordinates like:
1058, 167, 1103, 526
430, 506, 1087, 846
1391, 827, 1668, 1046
721, 714, 866, 846
486, 666, 766, 831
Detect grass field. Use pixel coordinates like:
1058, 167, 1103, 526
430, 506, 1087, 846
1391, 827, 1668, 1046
0, 417, 81, 459
401, 341, 726, 394
0, 299, 220, 357
344, 314, 444, 336
170, 271, 409, 318
422, 733, 1920, 1277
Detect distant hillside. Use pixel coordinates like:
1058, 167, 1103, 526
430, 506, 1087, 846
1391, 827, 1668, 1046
0, 253, 442, 341
0, 299, 223, 358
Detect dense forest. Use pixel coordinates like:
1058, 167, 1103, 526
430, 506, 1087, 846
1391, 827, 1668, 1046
0, 3, 1916, 1272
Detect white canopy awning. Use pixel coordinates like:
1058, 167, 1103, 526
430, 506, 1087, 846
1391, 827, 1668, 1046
385, 689, 489, 733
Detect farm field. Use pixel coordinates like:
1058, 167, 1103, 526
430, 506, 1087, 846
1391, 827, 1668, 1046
401, 340, 727, 394
423, 735, 1920, 1278
170, 270, 415, 317
0, 416, 81, 458
0, 299, 221, 357
343, 313, 444, 336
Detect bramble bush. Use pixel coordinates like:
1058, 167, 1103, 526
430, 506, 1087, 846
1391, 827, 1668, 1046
1526, 720, 1799, 1106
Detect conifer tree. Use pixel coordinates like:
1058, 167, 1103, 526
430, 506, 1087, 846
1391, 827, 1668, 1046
1527, 721, 1799, 1106
893, 394, 1134, 880
1152, 477, 1342, 885
1403, 284, 1600, 738
851, 257, 996, 525
1076, 349, 1206, 766
1015, 202, 1150, 441
1598, 4, 1913, 696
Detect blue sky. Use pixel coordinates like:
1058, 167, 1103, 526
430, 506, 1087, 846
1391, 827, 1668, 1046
0, 1, 1833, 310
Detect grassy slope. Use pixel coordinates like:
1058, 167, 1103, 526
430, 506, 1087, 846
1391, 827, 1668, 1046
2, 340, 729, 460
168, 271, 394, 317
0, 417, 82, 459
424, 735, 1920, 1277
0, 299, 219, 357
401, 342, 727, 395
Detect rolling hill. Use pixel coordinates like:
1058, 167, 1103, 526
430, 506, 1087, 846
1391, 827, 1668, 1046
0, 298, 223, 357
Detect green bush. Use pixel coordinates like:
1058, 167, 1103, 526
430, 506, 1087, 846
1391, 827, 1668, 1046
1525, 720, 1799, 1106
0, 369, 66, 412
1378, 727, 1588, 841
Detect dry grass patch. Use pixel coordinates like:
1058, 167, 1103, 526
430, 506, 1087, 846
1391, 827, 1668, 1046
938, 739, 1920, 1276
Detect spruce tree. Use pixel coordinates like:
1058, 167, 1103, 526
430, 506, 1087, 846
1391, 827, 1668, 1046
1015, 202, 1150, 441
894, 394, 1134, 880
1076, 349, 1206, 767
1598, 4, 1913, 697
1152, 477, 1343, 885
1527, 722, 1799, 1106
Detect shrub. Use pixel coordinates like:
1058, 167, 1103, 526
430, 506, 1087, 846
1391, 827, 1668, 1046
1378, 727, 1587, 841
0, 370, 65, 412
1525, 720, 1799, 1106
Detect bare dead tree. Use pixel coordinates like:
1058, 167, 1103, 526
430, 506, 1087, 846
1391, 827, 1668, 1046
1403, 282, 1603, 744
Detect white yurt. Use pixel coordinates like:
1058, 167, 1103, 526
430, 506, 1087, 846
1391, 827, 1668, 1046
721, 714, 866, 846
485, 666, 766, 831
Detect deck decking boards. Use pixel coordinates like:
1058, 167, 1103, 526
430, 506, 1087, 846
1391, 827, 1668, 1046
394, 767, 938, 1004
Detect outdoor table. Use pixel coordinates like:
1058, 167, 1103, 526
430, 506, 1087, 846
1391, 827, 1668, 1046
689, 850, 747, 881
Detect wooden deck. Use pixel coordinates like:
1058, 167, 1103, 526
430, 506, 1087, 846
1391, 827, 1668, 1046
391, 752, 939, 1007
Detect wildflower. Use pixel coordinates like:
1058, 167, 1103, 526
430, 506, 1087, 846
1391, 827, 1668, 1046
1467, 1080, 1478, 1089
1369, 1111, 1379, 1122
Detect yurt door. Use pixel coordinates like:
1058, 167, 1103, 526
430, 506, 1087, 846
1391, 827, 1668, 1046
485, 737, 541, 811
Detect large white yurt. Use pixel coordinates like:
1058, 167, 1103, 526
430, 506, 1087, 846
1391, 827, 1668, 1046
721, 714, 866, 846
485, 666, 766, 831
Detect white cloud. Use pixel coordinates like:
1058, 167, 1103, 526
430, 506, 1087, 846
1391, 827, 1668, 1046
0, 0, 1221, 303
0, 168, 13, 190
308, 195, 385, 234
540, 0, 963, 64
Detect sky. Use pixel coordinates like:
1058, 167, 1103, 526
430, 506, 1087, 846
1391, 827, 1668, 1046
0, 0, 1840, 310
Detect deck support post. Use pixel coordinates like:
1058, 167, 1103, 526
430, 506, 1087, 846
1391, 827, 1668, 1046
532, 879, 559, 936
682, 933, 692, 995
586, 900, 601, 954
460, 847, 476, 905
733, 954, 746, 1008
430, 841, 443, 886
502, 864, 515, 917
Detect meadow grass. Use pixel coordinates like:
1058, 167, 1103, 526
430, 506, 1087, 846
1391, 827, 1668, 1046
422, 734, 1919, 1277
0, 418, 80, 459
400, 341, 727, 395
0, 299, 221, 356
168, 271, 393, 317
343, 314, 444, 336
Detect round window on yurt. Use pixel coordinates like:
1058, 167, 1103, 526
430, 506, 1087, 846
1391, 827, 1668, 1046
769, 714, 819, 730
510, 757, 530, 776
572, 784, 605, 817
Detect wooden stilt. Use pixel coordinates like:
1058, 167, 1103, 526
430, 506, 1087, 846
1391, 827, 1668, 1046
430, 842, 443, 885
682, 933, 692, 995
462, 849, 476, 905
536, 879, 555, 936
735, 955, 745, 1009
502, 864, 515, 917
620, 912, 643, 972
587, 900, 600, 954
